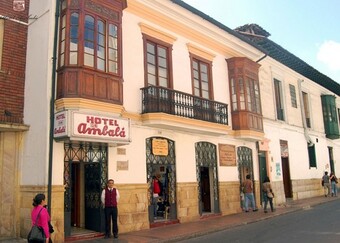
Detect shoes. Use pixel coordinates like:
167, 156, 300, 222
114, 234, 118, 239
325, 195, 327, 197
264, 210, 268, 213
253, 209, 258, 212
271, 209, 276, 212
104, 234, 111, 239
245, 210, 249, 213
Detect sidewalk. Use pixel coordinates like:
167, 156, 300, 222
1, 196, 338, 243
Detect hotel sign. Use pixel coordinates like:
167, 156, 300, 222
54, 111, 131, 144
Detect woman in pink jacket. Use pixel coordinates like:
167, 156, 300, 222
30, 193, 50, 243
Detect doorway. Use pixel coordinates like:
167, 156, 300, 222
200, 167, 211, 212
195, 142, 219, 215
64, 143, 108, 236
237, 146, 254, 209
280, 140, 292, 198
146, 137, 177, 223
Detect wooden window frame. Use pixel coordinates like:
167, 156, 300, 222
58, 1, 122, 77
289, 84, 297, 108
302, 91, 311, 128
189, 54, 213, 100
274, 79, 285, 121
142, 34, 173, 88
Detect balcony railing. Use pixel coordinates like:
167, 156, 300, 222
141, 86, 228, 125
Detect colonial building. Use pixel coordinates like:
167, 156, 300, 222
1, 0, 339, 241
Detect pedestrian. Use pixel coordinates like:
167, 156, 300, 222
330, 172, 338, 197
152, 175, 161, 218
101, 179, 120, 239
322, 171, 331, 197
242, 174, 258, 212
29, 193, 51, 243
262, 176, 275, 213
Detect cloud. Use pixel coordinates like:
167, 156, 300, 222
317, 40, 340, 71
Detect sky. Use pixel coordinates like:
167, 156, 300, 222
182, 0, 340, 84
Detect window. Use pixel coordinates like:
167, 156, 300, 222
302, 92, 311, 128
58, 3, 120, 74
321, 95, 340, 139
191, 57, 212, 99
274, 79, 285, 121
0, 19, 4, 69
144, 37, 172, 88
289, 84, 297, 108
307, 143, 316, 168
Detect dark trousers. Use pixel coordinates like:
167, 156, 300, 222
264, 196, 274, 211
104, 207, 118, 236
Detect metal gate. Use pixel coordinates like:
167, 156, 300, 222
146, 137, 176, 222
64, 143, 107, 236
237, 146, 254, 208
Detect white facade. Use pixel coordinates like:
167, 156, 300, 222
18, 0, 340, 240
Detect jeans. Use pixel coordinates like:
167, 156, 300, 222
104, 207, 118, 236
244, 193, 256, 211
331, 181, 338, 196
263, 193, 274, 212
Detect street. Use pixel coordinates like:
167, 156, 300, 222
179, 199, 340, 243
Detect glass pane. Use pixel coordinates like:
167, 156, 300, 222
97, 58, 105, 71
70, 26, 78, 39
194, 88, 200, 96
97, 20, 104, 34
147, 53, 155, 65
98, 34, 104, 46
158, 56, 167, 68
158, 46, 166, 57
202, 90, 209, 99
61, 28, 65, 40
147, 63, 156, 75
202, 82, 208, 90
147, 43, 155, 54
70, 38, 78, 46
158, 67, 167, 78
60, 53, 64, 66
159, 77, 167, 87
109, 61, 117, 73
108, 36, 117, 48
69, 52, 77, 64
193, 70, 199, 79
70, 13, 78, 25
62, 15, 66, 27
60, 41, 65, 53
85, 41, 94, 53
192, 61, 198, 70
109, 24, 117, 37
97, 46, 105, 58
84, 53, 94, 67
84, 29, 94, 42
109, 49, 117, 61
200, 63, 207, 73
147, 74, 156, 85
85, 15, 94, 29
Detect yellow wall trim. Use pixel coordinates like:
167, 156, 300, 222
187, 43, 215, 61
139, 22, 177, 44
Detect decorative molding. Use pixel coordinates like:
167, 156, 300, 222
139, 22, 177, 44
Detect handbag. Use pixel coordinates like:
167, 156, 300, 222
27, 208, 46, 242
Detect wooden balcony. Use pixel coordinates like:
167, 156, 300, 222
141, 86, 228, 127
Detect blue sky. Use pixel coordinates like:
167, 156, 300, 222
182, 0, 340, 84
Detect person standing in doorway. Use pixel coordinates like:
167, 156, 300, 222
101, 179, 120, 239
330, 172, 338, 197
152, 175, 161, 218
262, 176, 275, 213
322, 171, 331, 197
243, 174, 258, 212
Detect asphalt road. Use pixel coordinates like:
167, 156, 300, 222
178, 199, 340, 243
